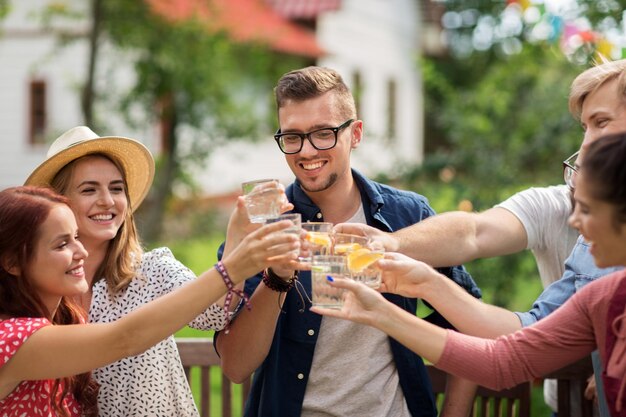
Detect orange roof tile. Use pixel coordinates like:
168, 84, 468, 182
147, 0, 324, 58
265, 0, 341, 20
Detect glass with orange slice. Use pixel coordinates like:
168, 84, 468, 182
331, 233, 369, 256
332, 233, 384, 288
346, 246, 385, 288
300, 222, 333, 262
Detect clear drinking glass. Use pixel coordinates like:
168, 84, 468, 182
300, 222, 333, 262
332, 233, 384, 288
241, 179, 283, 223
346, 242, 385, 288
311, 255, 348, 309
265, 213, 302, 255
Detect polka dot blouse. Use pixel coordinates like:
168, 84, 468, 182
0, 317, 81, 417
90, 247, 227, 417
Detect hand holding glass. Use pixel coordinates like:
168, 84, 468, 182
311, 255, 349, 309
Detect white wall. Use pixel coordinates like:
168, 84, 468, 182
0, 0, 158, 189
317, 0, 424, 173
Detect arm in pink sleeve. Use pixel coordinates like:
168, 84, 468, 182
435, 287, 599, 390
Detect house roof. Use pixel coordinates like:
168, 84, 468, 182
147, 0, 324, 58
265, 0, 341, 19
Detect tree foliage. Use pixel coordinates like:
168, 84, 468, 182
399, 41, 586, 306
439, 0, 626, 64
415, 43, 581, 204
40, 0, 308, 241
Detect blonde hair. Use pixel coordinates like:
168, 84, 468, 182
274, 66, 356, 120
568, 58, 626, 119
51, 154, 143, 292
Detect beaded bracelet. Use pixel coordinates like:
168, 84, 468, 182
262, 268, 297, 292
214, 260, 251, 333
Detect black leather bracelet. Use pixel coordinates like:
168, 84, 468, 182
262, 268, 297, 292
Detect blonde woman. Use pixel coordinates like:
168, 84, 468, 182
25, 126, 296, 416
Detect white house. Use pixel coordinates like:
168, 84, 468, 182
0, 0, 424, 195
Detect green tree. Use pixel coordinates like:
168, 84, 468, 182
423, 44, 581, 194
439, 0, 626, 64
40, 0, 308, 242
399, 43, 584, 306
0, 0, 9, 20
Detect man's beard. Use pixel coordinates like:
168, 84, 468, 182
300, 173, 338, 194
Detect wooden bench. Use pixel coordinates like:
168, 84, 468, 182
427, 366, 532, 417
176, 337, 251, 417
177, 338, 597, 417
545, 356, 595, 417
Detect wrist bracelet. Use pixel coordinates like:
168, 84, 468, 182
215, 260, 251, 333
262, 268, 297, 293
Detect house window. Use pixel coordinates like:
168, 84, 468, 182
352, 71, 363, 119
29, 80, 47, 145
386, 78, 397, 142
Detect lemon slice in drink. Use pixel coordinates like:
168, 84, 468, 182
333, 242, 362, 255
306, 232, 332, 247
347, 248, 384, 273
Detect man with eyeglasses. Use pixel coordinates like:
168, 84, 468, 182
214, 66, 482, 417
337, 60, 626, 416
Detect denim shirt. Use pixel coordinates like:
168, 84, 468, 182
516, 235, 622, 327
215, 169, 481, 417
516, 235, 622, 417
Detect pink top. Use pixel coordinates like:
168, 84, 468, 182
437, 269, 626, 415
0, 317, 81, 417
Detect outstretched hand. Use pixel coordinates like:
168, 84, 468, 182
309, 278, 390, 327
333, 223, 398, 251
377, 253, 441, 298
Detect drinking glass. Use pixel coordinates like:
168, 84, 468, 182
300, 222, 333, 262
331, 233, 369, 255
332, 233, 384, 288
241, 179, 283, 223
346, 242, 385, 288
311, 255, 348, 309
265, 213, 302, 255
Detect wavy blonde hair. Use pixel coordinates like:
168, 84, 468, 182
569, 58, 626, 119
50, 154, 143, 292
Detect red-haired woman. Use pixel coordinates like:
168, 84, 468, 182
0, 186, 298, 417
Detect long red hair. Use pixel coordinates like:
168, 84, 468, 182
0, 186, 99, 417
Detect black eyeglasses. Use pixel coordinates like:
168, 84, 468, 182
563, 151, 579, 190
274, 119, 354, 154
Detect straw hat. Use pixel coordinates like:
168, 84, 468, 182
25, 126, 155, 211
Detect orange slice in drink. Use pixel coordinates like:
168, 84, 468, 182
347, 248, 384, 273
306, 232, 332, 247
333, 242, 362, 255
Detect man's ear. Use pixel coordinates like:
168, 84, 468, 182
351, 120, 363, 149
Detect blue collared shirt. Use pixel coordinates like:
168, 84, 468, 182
516, 235, 622, 327
216, 169, 481, 417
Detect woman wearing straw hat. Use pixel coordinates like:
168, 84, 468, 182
0, 186, 299, 417
23, 126, 295, 416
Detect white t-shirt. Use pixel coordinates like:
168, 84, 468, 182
496, 185, 578, 288
90, 247, 226, 417
496, 185, 579, 412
